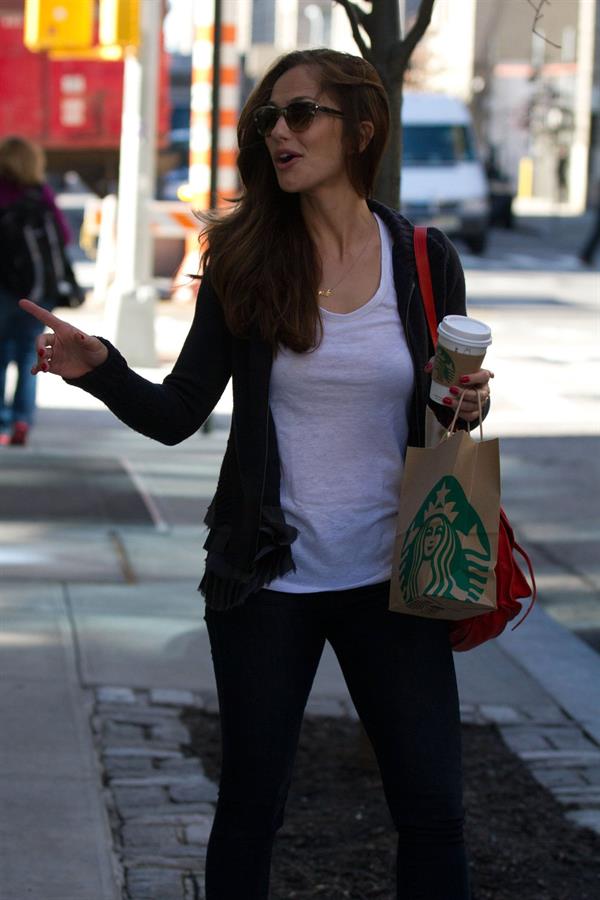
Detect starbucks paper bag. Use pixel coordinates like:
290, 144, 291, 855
389, 429, 500, 621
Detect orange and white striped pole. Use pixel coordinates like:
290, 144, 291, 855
172, 0, 240, 301
211, 0, 240, 207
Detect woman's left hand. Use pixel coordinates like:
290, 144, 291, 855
425, 358, 494, 423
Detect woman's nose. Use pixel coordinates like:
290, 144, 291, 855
269, 112, 291, 138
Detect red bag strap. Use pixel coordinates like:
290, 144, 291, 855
413, 225, 438, 350
511, 545, 538, 629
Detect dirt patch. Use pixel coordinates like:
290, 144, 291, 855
185, 713, 600, 899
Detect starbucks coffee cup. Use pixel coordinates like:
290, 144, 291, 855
430, 315, 492, 404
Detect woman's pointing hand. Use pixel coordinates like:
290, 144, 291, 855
19, 299, 108, 379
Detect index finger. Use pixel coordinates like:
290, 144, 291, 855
18, 298, 68, 330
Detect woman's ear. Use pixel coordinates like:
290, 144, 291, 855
358, 120, 375, 153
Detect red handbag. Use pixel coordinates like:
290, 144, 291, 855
413, 226, 537, 651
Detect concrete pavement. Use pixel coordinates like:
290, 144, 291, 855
1, 214, 599, 898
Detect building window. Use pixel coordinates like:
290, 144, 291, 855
252, 0, 276, 44
298, 1, 332, 47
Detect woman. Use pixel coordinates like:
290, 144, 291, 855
20, 50, 493, 899
0, 136, 72, 446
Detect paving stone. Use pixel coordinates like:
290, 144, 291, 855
499, 727, 553, 753
151, 720, 191, 744
127, 811, 215, 827
200, 694, 220, 715
305, 696, 347, 717
517, 702, 570, 725
157, 756, 206, 774
104, 756, 155, 777
520, 752, 600, 768
543, 727, 599, 752
531, 768, 589, 789
101, 720, 147, 740
184, 873, 205, 899
112, 774, 212, 789
112, 785, 167, 813
151, 688, 200, 707
169, 778, 218, 804
122, 822, 182, 849
519, 749, 600, 763
582, 766, 600, 785
479, 704, 524, 725
126, 804, 216, 824
104, 745, 184, 760
565, 809, 600, 835
99, 705, 181, 723
97, 686, 137, 705
124, 854, 206, 871
126, 866, 186, 900
184, 818, 213, 846
552, 785, 600, 798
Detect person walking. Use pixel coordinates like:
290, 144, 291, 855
579, 185, 600, 265
0, 136, 73, 446
20, 49, 493, 899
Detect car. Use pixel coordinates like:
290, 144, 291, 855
401, 93, 490, 254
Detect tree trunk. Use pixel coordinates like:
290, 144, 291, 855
374, 79, 402, 208
336, 0, 436, 209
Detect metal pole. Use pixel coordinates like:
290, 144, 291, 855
210, 0, 222, 209
104, 0, 160, 366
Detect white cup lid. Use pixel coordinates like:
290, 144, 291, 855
438, 315, 492, 349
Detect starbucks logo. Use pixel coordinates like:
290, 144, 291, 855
432, 346, 456, 385
398, 476, 491, 606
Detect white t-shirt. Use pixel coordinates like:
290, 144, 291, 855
267, 214, 415, 592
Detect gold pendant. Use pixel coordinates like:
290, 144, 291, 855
318, 288, 333, 297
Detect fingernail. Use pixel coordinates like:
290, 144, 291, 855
443, 397, 453, 406
38, 348, 45, 357
449, 386, 460, 395
460, 375, 470, 384
424, 361, 433, 372
42, 363, 49, 372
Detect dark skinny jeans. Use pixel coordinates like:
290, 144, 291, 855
204, 581, 469, 900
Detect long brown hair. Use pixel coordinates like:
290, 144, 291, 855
201, 49, 390, 353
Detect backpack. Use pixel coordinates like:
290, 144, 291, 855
413, 225, 537, 651
0, 185, 84, 309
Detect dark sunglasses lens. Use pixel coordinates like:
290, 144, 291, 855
255, 107, 278, 136
286, 102, 316, 131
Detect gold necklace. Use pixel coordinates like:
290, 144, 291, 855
317, 228, 376, 298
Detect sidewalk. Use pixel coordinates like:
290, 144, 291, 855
2, 214, 599, 897
1, 401, 599, 899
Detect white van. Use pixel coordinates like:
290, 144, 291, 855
401, 93, 490, 254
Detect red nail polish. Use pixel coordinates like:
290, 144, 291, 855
460, 376, 470, 384
443, 397, 453, 406
42, 363, 49, 372
38, 348, 45, 357
449, 386, 460, 395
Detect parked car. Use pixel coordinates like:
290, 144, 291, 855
401, 93, 490, 254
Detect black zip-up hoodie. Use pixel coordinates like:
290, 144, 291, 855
69, 203, 482, 609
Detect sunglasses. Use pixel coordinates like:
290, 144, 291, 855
253, 100, 344, 137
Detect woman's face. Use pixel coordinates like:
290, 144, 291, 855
265, 65, 349, 197
424, 518, 445, 558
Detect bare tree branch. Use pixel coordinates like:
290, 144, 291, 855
334, 0, 374, 62
526, 0, 562, 50
384, 0, 435, 83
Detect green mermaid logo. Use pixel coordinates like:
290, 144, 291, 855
398, 476, 491, 608
432, 346, 456, 385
